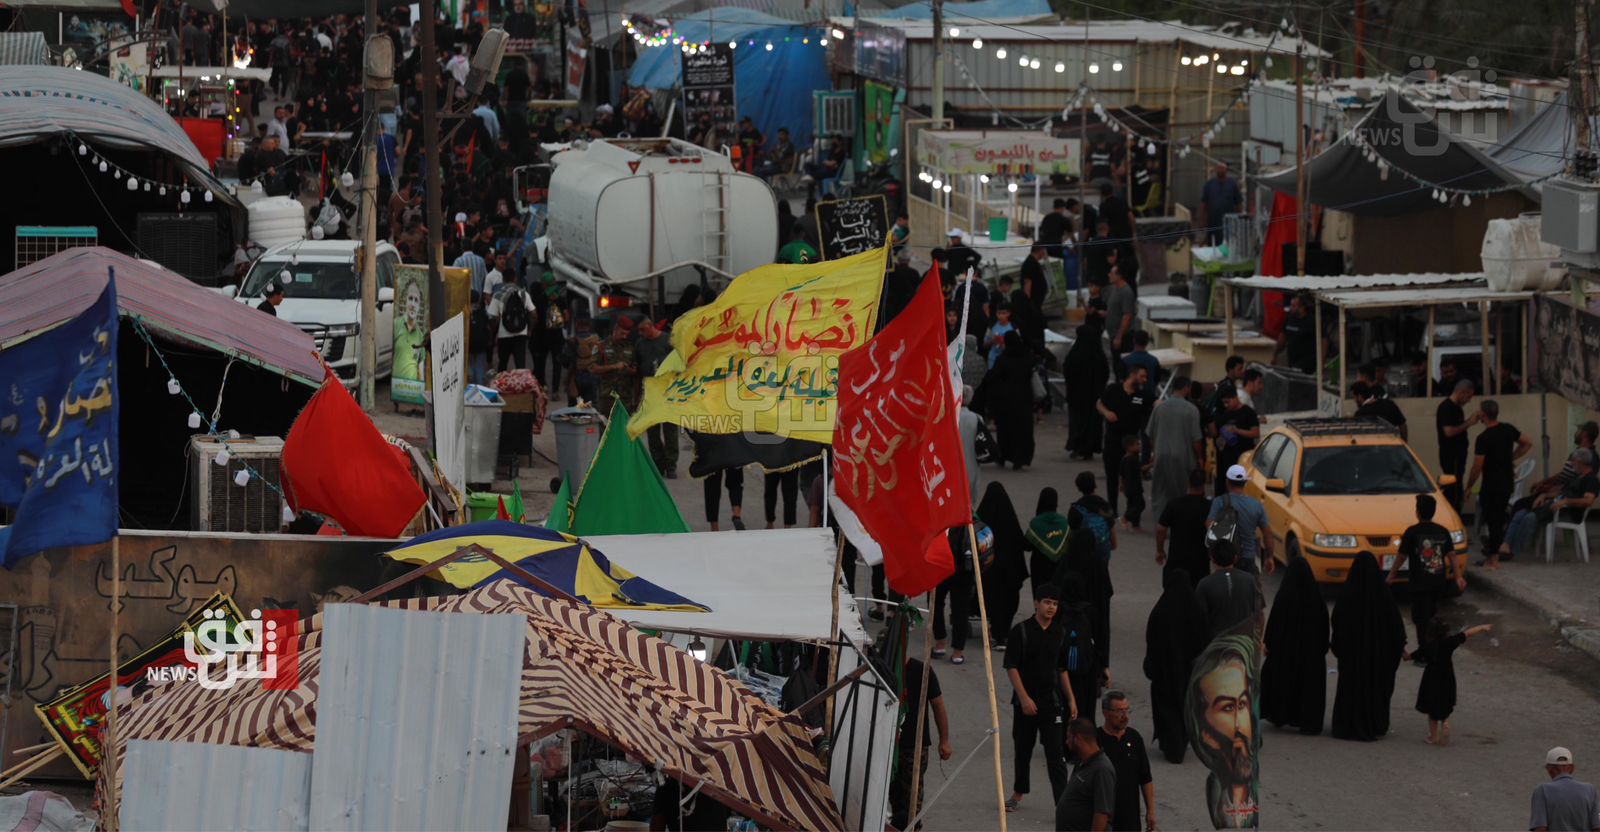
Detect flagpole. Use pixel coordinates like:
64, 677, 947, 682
105, 535, 120, 832
823, 529, 846, 747
967, 522, 1008, 832
906, 591, 936, 825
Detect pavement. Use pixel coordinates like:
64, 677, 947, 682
1470, 556, 1600, 663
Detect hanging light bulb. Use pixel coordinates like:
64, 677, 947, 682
973, 38, 983, 49
215, 449, 231, 466
1007, 182, 1019, 193
942, 183, 952, 193
340, 171, 356, 188
688, 637, 708, 661
1030, 58, 1040, 69
831, 27, 844, 39
1213, 52, 1221, 61
144, 181, 151, 191
1112, 61, 1123, 71
281, 505, 297, 525
1054, 61, 1066, 73
1181, 55, 1192, 66
78, 143, 88, 155
820, 37, 829, 46
1147, 141, 1158, 155
979, 174, 990, 183
1264, 55, 1274, 68
234, 469, 251, 487
1464, 194, 1473, 206
1089, 62, 1100, 73
98, 160, 108, 172
949, 26, 960, 37
995, 47, 1007, 59
728, 40, 737, 49
1230, 65, 1245, 76
204, 190, 213, 202
126, 177, 139, 191
1018, 55, 1028, 67
180, 190, 192, 204
931, 178, 943, 189
765, 42, 774, 51
167, 377, 181, 395
1217, 63, 1227, 74
187, 412, 202, 429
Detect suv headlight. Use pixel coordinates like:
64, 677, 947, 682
1312, 533, 1358, 549
326, 325, 359, 338
1450, 529, 1466, 545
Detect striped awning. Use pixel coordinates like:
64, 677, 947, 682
0, 33, 49, 66
104, 582, 842, 831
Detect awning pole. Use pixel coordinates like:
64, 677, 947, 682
966, 522, 1008, 832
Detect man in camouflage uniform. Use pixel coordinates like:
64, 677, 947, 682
594, 316, 639, 413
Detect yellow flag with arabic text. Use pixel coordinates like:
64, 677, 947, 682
628, 246, 888, 444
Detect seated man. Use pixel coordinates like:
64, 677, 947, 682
1493, 448, 1599, 560
755, 127, 798, 180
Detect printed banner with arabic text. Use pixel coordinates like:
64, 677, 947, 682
916, 130, 1081, 177
628, 247, 887, 444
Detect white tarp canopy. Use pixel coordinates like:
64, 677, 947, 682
588, 528, 867, 644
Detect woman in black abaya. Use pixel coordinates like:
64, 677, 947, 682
977, 483, 1029, 645
1261, 557, 1331, 734
1054, 507, 1114, 672
973, 330, 1036, 469
1330, 553, 1407, 741
1062, 303, 1109, 459
1143, 568, 1206, 763
1058, 574, 1104, 726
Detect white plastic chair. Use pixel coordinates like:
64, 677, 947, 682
1476, 456, 1537, 541
1544, 502, 1595, 564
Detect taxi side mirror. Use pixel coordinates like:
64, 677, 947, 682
1264, 478, 1288, 494
1437, 474, 1458, 487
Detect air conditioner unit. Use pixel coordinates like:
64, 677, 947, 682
190, 436, 285, 533
814, 91, 857, 138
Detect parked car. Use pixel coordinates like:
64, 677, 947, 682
1241, 417, 1469, 584
227, 240, 400, 386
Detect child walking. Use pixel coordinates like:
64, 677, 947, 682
1119, 434, 1145, 531
1411, 618, 1493, 746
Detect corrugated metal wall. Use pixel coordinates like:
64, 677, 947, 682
122, 741, 313, 832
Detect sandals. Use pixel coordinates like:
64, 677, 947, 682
951, 655, 966, 665
931, 648, 949, 659
1004, 799, 1021, 813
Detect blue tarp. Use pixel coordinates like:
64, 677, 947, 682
868, 0, 1053, 22
627, 8, 828, 148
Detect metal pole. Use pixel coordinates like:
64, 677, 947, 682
1480, 300, 1493, 394
905, 594, 937, 825
931, 0, 945, 123
966, 523, 1008, 832
421, 0, 447, 330
1294, 44, 1307, 276
1576, 0, 1596, 175
1163, 39, 1179, 216
1315, 296, 1324, 397
357, 0, 381, 411
105, 536, 120, 832
1338, 304, 1348, 411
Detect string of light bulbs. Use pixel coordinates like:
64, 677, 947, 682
622, 14, 831, 54
68, 133, 217, 206
1337, 121, 1561, 203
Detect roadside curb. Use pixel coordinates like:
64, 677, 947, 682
1469, 569, 1600, 664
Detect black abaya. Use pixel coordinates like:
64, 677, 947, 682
977, 483, 1029, 643
1058, 575, 1102, 725
1064, 322, 1109, 456
1143, 568, 1207, 763
1054, 527, 1114, 671
1330, 553, 1407, 741
1261, 557, 1330, 734
973, 331, 1036, 467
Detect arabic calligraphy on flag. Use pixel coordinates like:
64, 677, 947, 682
629, 246, 887, 444
0, 276, 120, 567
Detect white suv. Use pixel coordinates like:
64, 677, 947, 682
231, 240, 399, 385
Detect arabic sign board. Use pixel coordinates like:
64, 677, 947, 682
815, 195, 890, 261
431, 313, 467, 491
1534, 295, 1600, 412
851, 19, 906, 86
565, 40, 587, 100
915, 130, 1082, 177
681, 43, 737, 151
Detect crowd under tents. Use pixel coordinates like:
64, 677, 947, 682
0, 65, 243, 278
106, 582, 845, 831
0, 247, 319, 529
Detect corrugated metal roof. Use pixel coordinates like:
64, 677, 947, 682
121, 741, 312, 831
849, 18, 1329, 57
0, 247, 323, 386
1317, 285, 1536, 308
1222, 273, 1484, 292
308, 604, 525, 832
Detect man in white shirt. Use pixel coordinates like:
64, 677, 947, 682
266, 106, 291, 149
473, 102, 501, 143
482, 253, 507, 300
487, 274, 537, 371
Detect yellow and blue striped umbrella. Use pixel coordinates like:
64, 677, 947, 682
385, 521, 709, 612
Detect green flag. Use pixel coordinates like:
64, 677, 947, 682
547, 475, 573, 533
570, 397, 690, 535
508, 480, 526, 524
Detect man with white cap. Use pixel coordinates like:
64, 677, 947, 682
1205, 464, 1275, 576
1531, 747, 1600, 832
943, 228, 982, 278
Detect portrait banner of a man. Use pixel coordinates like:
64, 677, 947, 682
1185, 625, 1261, 829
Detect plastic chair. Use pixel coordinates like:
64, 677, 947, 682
1544, 502, 1595, 564
1476, 456, 1537, 541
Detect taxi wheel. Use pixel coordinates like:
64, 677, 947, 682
1285, 534, 1302, 564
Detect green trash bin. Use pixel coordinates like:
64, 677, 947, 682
466, 492, 504, 522
988, 217, 1009, 242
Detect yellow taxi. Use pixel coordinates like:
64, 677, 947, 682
1240, 418, 1470, 584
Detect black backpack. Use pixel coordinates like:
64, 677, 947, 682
1206, 493, 1240, 548
500, 286, 530, 334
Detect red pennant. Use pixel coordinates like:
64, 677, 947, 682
497, 496, 511, 521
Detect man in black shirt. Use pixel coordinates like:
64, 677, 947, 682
1352, 381, 1408, 439
1004, 584, 1078, 812
1277, 291, 1317, 375
1056, 718, 1116, 832
1436, 379, 1478, 512
1195, 541, 1263, 641
1387, 494, 1459, 654
256, 284, 284, 316
1467, 399, 1533, 562
1097, 367, 1151, 516
1213, 384, 1260, 496
888, 657, 952, 830
1038, 198, 1073, 259
1096, 691, 1156, 832
1157, 468, 1213, 589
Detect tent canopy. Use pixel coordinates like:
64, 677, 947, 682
626, 7, 829, 146
0, 247, 322, 386
590, 528, 870, 643
867, 0, 1054, 23
1258, 92, 1535, 216
110, 582, 844, 832
1490, 92, 1595, 191
0, 33, 50, 66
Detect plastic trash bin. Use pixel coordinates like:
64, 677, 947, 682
546, 406, 607, 492
988, 217, 1009, 242
464, 396, 505, 488
466, 492, 504, 522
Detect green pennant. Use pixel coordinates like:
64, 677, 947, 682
570, 397, 690, 535
547, 475, 573, 533
508, 480, 526, 524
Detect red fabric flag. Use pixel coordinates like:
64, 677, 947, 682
496, 496, 511, 521
831, 270, 972, 597
282, 368, 426, 538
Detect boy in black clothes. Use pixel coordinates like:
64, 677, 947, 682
1119, 434, 1145, 530
1386, 494, 1460, 659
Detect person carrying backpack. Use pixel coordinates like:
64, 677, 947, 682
467, 290, 494, 385
488, 273, 536, 371
1206, 464, 1275, 575
1070, 470, 1117, 562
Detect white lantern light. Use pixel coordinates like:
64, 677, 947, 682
729, 40, 737, 49
1030, 58, 1040, 69
1264, 56, 1274, 68
979, 174, 990, 183
1181, 55, 1192, 66
234, 469, 251, 487
820, 38, 828, 46
311, 225, 326, 240
1089, 62, 1100, 73
181, 190, 192, 204
113, 169, 121, 179
1112, 61, 1123, 71
931, 178, 943, 189
949, 26, 959, 37
187, 412, 202, 429
98, 160, 108, 172
1007, 182, 1018, 193
942, 184, 952, 193
1054, 62, 1065, 73
1217, 63, 1227, 74
215, 449, 231, 466
973, 38, 983, 49
830, 27, 844, 39
995, 47, 1007, 59
340, 171, 355, 188
126, 177, 139, 191
144, 181, 151, 191
1018, 55, 1028, 67
765, 42, 773, 51
1464, 194, 1473, 206
282, 505, 297, 525
167, 377, 181, 395
1231, 65, 1245, 76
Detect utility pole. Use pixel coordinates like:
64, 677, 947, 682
1577, 0, 1597, 179
1294, 42, 1307, 276
931, 0, 945, 122
357, 0, 381, 410
421, 0, 447, 329
1353, 0, 1365, 78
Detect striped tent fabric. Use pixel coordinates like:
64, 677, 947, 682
0, 34, 48, 67
102, 581, 842, 831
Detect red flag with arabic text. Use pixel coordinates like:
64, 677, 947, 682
829, 270, 972, 597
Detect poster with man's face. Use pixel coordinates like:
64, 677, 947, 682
1185, 626, 1261, 829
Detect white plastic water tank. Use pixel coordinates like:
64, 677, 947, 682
1482, 214, 1564, 291
247, 196, 307, 249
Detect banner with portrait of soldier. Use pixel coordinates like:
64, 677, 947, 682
1186, 623, 1261, 829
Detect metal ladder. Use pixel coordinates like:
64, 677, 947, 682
702, 169, 731, 273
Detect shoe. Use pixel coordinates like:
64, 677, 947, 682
950, 655, 966, 665
868, 607, 885, 621
732, 518, 746, 531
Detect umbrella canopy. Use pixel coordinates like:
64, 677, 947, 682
386, 520, 710, 612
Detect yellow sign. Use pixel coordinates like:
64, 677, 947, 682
628, 247, 888, 444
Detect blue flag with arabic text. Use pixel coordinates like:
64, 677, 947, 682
0, 277, 119, 567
